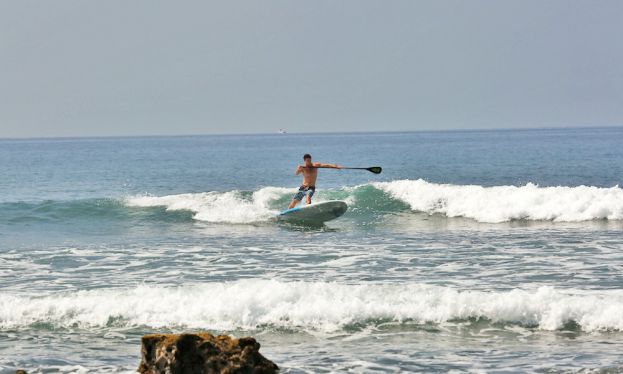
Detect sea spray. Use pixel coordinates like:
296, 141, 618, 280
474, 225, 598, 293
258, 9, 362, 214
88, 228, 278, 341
125, 187, 292, 224
2, 280, 623, 332
375, 179, 623, 223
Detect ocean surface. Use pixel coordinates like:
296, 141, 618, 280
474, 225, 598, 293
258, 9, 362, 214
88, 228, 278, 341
1, 128, 623, 373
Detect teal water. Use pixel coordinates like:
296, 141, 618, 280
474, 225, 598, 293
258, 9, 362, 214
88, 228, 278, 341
1, 128, 623, 373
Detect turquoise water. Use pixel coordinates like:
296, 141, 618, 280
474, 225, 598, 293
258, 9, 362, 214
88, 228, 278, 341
1, 128, 623, 373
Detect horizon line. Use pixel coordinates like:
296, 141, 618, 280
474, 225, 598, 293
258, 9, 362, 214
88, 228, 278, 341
1, 124, 622, 141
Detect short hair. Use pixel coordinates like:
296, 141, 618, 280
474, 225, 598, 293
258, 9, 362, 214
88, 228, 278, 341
303, 154, 312, 160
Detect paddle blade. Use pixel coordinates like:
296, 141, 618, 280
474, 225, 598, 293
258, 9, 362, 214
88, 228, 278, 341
367, 166, 382, 174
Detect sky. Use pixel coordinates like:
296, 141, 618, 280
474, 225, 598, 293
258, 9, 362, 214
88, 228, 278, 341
1, 0, 622, 138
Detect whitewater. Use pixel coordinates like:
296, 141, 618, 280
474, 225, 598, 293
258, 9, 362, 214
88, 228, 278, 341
3, 280, 623, 332
124, 179, 623, 224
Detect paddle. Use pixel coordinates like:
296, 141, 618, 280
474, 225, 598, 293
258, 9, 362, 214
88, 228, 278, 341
341, 166, 382, 174
305, 166, 382, 174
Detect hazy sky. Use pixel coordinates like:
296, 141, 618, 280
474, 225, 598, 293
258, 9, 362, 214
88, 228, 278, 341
1, 1, 622, 137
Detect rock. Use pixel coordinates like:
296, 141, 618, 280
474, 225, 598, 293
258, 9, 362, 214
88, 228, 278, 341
138, 332, 279, 374
15, 371, 27, 374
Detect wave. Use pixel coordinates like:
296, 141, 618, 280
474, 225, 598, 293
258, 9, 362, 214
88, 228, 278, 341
375, 180, 623, 223
3, 180, 622, 224
2, 280, 622, 333
0, 199, 126, 224
123, 185, 401, 224
125, 187, 291, 224
125, 180, 623, 223
0, 198, 193, 225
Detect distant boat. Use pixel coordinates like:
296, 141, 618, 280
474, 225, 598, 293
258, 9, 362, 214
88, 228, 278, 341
278, 129, 287, 134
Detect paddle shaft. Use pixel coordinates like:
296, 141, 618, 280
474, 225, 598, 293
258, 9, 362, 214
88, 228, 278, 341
302, 166, 382, 174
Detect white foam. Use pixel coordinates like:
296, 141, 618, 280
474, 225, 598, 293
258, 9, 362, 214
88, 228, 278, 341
2, 280, 622, 332
375, 179, 623, 223
125, 187, 292, 223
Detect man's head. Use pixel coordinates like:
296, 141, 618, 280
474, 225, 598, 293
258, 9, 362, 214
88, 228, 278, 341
303, 154, 312, 166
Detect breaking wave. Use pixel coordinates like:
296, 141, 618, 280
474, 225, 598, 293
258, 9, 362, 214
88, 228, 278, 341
374, 179, 623, 223
2, 280, 623, 333
125, 187, 291, 224
2, 180, 622, 224
125, 180, 623, 223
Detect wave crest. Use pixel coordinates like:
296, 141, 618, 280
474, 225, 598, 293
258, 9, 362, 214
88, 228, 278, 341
5, 180, 621, 225
2, 280, 622, 332
125, 187, 292, 223
375, 179, 623, 223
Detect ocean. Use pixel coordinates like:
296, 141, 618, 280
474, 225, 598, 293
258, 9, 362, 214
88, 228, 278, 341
1, 127, 623, 373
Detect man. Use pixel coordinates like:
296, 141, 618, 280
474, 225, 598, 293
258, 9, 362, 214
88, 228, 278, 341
287, 154, 342, 209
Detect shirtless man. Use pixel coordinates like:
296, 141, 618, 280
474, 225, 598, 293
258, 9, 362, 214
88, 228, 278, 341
287, 154, 342, 209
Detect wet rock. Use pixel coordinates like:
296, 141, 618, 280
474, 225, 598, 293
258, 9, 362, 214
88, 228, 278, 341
138, 332, 279, 374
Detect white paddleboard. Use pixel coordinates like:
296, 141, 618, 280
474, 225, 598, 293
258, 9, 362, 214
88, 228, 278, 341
278, 200, 348, 224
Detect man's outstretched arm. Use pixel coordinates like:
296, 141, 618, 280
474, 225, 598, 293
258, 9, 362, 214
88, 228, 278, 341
313, 162, 343, 169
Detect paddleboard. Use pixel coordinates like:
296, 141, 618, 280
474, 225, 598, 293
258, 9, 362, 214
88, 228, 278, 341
278, 200, 348, 224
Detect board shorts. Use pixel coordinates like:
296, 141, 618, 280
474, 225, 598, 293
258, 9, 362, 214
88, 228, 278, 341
293, 185, 316, 201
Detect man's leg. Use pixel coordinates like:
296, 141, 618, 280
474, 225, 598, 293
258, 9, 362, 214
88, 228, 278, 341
288, 187, 305, 209
306, 188, 315, 205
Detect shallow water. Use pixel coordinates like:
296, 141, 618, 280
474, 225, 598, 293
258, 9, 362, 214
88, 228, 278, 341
1, 128, 623, 372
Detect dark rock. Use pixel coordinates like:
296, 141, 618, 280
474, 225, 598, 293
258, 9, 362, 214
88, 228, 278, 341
16, 371, 27, 374
138, 332, 279, 374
